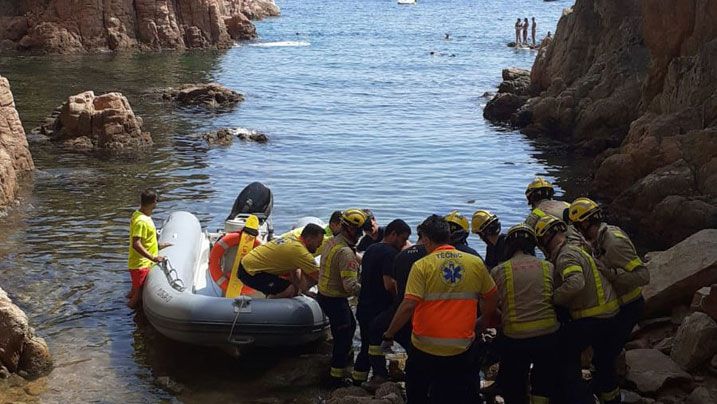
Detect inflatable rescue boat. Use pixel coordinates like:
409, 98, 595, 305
143, 183, 329, 349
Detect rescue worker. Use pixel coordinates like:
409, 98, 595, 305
354, 219, 411, 384
568, 198, 649, 393
525, 177, 589, 251
491, 224, 559, 404
535, 216, 620, 404
364, 225, 427, 388
317, 209, 367, 385
327, 210, 343, 236
471, 210, 507, 269
238, 223, 325, 298
382, 215, 498, 404
444, 210, 481, 256
357, 209, 384, 253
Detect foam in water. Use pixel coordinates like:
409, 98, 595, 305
248, 41, 311, 48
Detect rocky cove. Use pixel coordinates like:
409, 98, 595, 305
0, 0, 717, 402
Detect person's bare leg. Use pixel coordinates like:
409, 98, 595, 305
127, 287, 140, 309
269, 285, 298, 299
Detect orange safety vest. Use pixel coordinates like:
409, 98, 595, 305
405, 245, 496, 356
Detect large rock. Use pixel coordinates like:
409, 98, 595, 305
691, 285, 717, 321
0, 0, 277, 53
0, 75, 34, 208
486, 0, 717, 248
39, 91, 152, 154
671, 312, 717, 371
0, 286, 52, 379
483, 93, 528, 124
625, 349, 691, 394
643, 229, 717, 317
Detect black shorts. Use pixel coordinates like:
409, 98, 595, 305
237, 264, 291, 296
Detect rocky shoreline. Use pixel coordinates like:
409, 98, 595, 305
0, 0, 280, 54
483, 0, 717, 249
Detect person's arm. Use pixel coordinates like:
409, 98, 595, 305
381, 252, 397, 295
384, 297, 417, 339
159, 242, 173, 250
553, 254, 586, 307
603, 232, 650, 289
132, 237, 164, 263
337, 248, 361, 296
478, 264, 499, 329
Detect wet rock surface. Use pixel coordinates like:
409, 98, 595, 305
484, 0, 717, 248
163, 83, 244, 110
0, 0, 280, 53
31, 91, 152, 154
203, 127, 269, 145
0, 75, 34, 208
0, 286, 52, 379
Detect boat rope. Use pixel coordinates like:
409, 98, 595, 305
159, 259, 186, 292
227, 296, 252, 344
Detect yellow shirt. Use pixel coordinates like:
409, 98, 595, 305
242, 233, 318, 276
405, 245, 496, 356
128, 210, 158, 269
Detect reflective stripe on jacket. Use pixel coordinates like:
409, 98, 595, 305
318, 233, 360, 297
552, 241, 619, 320
491, 254, 559, 338
594, 224, 649, 305
405, 245, 496, 356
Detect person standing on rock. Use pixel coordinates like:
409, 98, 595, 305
567, 197, 649, 401
382, 215, 498, 404
127, 189, 171, 309
522, 18, 529, 45
531, 17, 537, 46
491, 224, 560, 404
317, 209, 367, 386
515, 18, 523, 46
535, 216, 620, 404
353, 219, 411, 385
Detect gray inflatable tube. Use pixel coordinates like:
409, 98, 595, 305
143, 211, 328, 348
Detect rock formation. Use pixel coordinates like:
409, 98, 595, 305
203, 127, 268, 145
35, 91, 153, 154
162, 83, 244, 109
0, 75, 33, 208
484, 0, 717, 248
0, 286, 52, 379
0, 0, 280, 53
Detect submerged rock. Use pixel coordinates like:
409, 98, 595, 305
0, 74, 34, 208
163, 83, 244, 110
671, 312, 717, 371
202, 127, 269, 145
0, 286, 52, 379
33, 91, 152, 154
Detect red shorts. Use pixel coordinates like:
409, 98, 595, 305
129, 268, 150, 289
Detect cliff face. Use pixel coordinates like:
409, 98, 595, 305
489, 0, 717, 247
0, 75, 34, 208
0, 0, 279, 53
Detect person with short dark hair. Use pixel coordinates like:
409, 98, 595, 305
127, 189, 171, 309
353, 219, 411, 384
383, 215, 498, 404
357, 209, 384, 253
515, 18, 523, 46
328, 210, 343, 236
239, 223, 325, 299
522, 18, 529, 45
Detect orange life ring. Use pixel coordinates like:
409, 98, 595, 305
209, 231, 261, 294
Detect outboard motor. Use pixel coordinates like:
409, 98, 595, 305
225, 182, 274, 240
